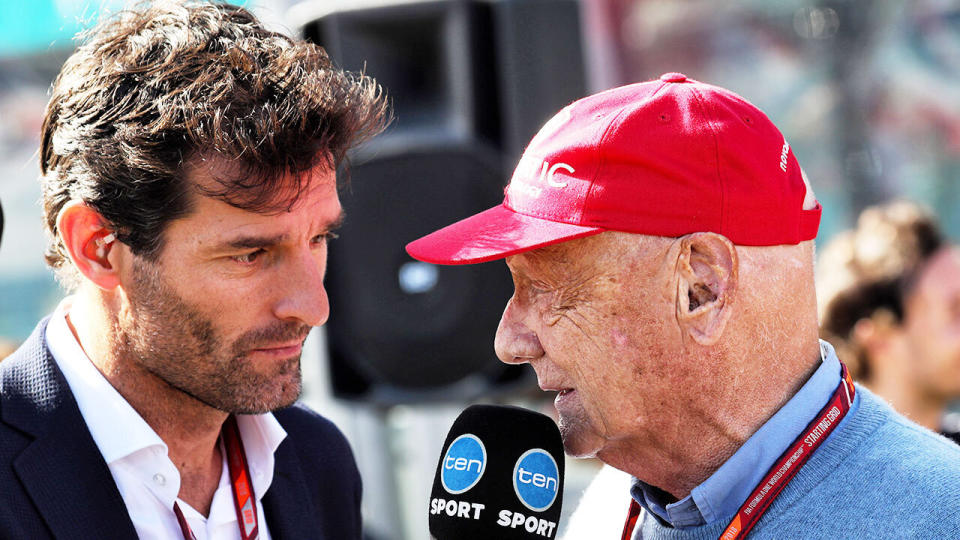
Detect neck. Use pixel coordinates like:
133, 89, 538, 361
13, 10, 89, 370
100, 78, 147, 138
67, 291, 225, 515
605, 339, 823, 499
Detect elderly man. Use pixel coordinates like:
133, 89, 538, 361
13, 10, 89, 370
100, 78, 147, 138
0, 2, 385, 538
407, 74, 960, 538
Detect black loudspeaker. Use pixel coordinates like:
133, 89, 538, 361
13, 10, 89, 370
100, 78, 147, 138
301, 0, 586, 403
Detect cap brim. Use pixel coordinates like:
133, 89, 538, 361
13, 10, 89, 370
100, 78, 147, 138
406, 204, 604, 265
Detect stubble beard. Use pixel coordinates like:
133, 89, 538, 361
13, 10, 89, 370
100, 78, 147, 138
556, 399, 600, 458
116, 257, 308, 414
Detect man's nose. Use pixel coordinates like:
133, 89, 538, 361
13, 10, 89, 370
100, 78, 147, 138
273, 249, 330, 327
494, 298, 544, 364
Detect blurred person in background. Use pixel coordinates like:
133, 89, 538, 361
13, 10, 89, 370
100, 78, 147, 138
819, 200, 960, 444
408, 74, 960, 538
0, 1, 386, 538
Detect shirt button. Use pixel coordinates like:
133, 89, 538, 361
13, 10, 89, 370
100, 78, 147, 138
153, 473, 166, 486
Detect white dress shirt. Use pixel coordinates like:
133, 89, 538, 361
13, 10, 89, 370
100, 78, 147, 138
45, 298, 287, 540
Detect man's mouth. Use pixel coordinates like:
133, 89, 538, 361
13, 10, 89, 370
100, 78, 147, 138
554, 388, 577, 409
250, 340, 304, 357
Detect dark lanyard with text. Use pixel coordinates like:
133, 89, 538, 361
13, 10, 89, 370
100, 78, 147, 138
174, 415, 259, 540
621, 363, 856, 540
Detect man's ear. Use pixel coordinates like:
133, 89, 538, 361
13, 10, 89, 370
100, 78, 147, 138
675, 232, 738, 346
56, 201, 122, 290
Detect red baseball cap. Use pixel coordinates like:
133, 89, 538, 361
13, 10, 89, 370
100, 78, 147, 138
406, 73, 821, 265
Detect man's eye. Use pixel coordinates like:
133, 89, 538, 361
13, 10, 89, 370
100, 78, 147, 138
530, 280, 552, 294
315, 232, 339, 243
232, 249, 265, 264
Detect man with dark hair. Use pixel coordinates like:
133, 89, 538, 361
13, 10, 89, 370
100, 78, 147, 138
0, 1, 386, 538
407, 74, 960, 538
818, 200, 960, 443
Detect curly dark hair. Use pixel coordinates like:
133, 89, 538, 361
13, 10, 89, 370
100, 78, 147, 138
817, 200, 944, 381
40, 0, 388, 286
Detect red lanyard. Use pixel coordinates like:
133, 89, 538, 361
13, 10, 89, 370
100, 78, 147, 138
622, 363, 856, 540
620, 497, 643, 540
174, 415, 259, 540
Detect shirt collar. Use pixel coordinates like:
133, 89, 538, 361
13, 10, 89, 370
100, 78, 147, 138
631, 341, 842, 527
235, 411, 287, 500
46, 297, 287, 500
46, 298, 166, 464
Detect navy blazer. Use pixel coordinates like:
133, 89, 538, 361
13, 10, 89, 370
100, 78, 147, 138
0, 319, 363, 539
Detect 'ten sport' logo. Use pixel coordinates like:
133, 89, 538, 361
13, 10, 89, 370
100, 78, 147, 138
441, 434, 486, 495
512, 448, 559, 512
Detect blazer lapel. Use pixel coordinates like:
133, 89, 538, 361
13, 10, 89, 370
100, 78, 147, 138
261, 441, 323, 539
2, 320, 138, 539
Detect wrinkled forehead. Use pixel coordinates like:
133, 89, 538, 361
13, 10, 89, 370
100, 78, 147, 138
506, 234, 599, 268
505, 231, 671, 274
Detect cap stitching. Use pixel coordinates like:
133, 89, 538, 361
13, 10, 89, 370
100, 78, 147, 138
583, 80, 673, 227
688, 85, 725, 235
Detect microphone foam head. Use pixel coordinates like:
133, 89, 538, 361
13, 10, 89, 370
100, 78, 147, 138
429, 404, 564, 540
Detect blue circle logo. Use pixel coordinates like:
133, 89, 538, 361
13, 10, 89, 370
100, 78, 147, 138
513, 449, 560, 512
441, 434, 487, 495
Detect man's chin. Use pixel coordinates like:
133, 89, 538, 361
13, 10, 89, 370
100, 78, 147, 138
238, 377, 303, 414
558, 424, 600, 458
201, 368, 303, 414
561, 442, 598, 459
228, 391, 301, 415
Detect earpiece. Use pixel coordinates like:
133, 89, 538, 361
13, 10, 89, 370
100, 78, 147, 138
95, 232, 116, 259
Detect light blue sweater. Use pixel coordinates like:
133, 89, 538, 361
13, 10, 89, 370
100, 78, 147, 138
635, 386, 960, 539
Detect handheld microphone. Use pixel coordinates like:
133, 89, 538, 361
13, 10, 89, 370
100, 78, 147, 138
428, 404, 564, 540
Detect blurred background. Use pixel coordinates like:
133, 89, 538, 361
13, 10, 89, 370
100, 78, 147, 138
1, 0, 959, 539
